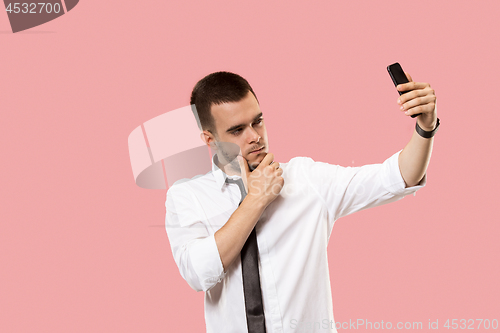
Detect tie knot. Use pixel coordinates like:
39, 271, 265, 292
225, 177, 247, 202
225, 177, 242, 184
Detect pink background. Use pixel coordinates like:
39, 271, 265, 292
1, 1, 499, 332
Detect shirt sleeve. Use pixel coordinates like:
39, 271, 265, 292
165, 183, 226, 292
301, 149, 426, 231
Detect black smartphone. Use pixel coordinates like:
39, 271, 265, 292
387, 62, 421, 118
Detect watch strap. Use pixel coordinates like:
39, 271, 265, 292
416, 118, 440, 138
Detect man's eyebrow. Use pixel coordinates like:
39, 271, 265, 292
225, 112, 263, 133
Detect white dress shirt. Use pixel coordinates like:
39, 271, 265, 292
165, 150, 426, 333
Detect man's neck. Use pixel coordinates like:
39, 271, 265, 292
215, 154, 241, 177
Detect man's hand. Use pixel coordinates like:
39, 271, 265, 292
238, 153, 284, 209
397, 72, 438, 131
214, 153, 284, 271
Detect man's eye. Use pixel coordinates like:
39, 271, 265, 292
232, 129, 241, 136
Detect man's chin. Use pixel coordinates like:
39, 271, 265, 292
247, 156, 263, 171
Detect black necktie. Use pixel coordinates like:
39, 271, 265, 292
225, 177, 266, 333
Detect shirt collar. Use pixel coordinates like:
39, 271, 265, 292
212, 153, 228, 190
212, 153, 242, 190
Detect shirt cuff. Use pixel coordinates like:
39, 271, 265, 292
380, 150, 427, 197
189, 233, 226, 291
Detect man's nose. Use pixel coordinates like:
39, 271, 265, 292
247, 126, 261, 143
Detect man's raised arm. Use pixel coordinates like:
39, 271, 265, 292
396, 72, 439, 187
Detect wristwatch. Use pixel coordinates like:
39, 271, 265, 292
416, 118, 440, 138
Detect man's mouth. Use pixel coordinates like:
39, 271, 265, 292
250, 146, 264, 154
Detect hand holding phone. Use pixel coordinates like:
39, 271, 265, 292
387, 62, 422, 118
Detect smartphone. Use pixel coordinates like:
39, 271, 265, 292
387, 62, 421, 118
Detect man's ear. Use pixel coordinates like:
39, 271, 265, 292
200, 130, 217, 149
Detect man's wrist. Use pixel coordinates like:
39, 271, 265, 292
415, 118, 440, 138
242, 194, 268, 212
417, 117, 437, 131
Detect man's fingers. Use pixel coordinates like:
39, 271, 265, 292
400, 95, 436, 112
395, 72, 413, 92
238, 156, 250, 192
398, 88, 432, 105
403, 103, 436, 117
257, 153, 275, 170
404, 71, 413, 82
398, 84, 436, 116
402, 95, 436, 116
238, 155, 250, 174
397, 81, 428, 92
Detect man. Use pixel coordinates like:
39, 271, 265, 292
165, 71, 438, 332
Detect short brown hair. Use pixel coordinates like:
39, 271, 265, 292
190, 71, 259, 136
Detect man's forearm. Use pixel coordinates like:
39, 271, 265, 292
398, 119, 435, 187
394, 72, 438, 188
214, 196, 266, 271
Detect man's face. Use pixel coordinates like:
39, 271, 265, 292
205, 91, 269, 171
